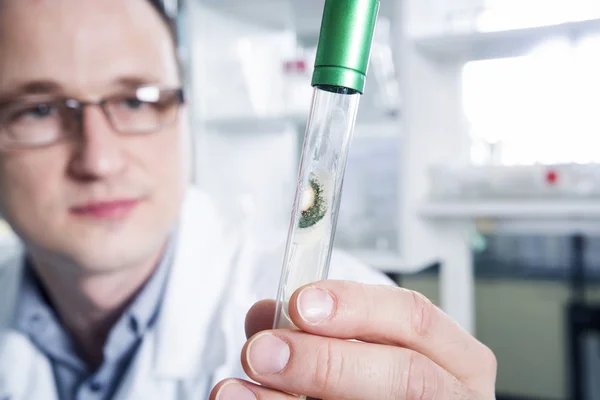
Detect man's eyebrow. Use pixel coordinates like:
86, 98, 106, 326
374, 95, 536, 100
0, 80, 61, 98
0, 76, 169, 105
19, 80, 62, 93
0, 80, 62, 106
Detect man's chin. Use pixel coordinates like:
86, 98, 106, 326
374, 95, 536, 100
66, 247, 160, 275
55, 231, 168, 274
22, 202, 178, 273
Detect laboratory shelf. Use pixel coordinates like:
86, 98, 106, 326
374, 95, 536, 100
420, 198, 600, 219
420, 199, 600, 236
413, 18, 600, 61
344, 249, 439, 275
204, 115, 305, 133
347, 249, 431, 274
205, 112, 399, 133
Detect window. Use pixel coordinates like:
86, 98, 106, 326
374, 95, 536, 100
463, 34, 600, 165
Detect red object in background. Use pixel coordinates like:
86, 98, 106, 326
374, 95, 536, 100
546, 169, 559, 185
283, 59, 307, 73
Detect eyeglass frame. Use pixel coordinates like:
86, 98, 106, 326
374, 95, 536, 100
0, 85, 186, 150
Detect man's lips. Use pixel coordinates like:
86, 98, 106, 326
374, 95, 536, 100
70, 199, 140, 219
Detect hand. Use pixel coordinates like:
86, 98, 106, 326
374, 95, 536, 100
210, 281, 497, 400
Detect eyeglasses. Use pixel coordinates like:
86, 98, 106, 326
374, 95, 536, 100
0, 86, 185, 150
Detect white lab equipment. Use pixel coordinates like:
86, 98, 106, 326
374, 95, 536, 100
428, 164, 600, 200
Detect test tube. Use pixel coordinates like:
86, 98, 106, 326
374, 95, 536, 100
273, 0, 380, 332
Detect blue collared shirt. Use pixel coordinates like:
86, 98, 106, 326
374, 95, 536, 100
12, 236, 175, 400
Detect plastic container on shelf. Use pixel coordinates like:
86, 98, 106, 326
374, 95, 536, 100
281, 47, 317, 117
360, 17, 401, 120
194, 6, 296, 123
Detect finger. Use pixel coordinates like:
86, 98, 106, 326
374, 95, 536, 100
287, 281, 496, 392
241, 330, 477, 400
210, 378, 297, 400
246, 300, 276, 339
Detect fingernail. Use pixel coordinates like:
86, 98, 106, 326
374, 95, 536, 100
247, 333, 290, 375
298, 287, 335, 324
217, 382, 256, 400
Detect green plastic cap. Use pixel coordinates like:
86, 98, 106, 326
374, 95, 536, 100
311, 0, 380, 93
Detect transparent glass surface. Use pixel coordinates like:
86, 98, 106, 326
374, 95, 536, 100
274, 87, 360, 330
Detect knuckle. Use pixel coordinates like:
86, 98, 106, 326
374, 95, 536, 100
463, 344, 497, 396
480, 344, 498, 375
401, 352, 439, 400
407, 289, 436, 340
312, 341, 344, 391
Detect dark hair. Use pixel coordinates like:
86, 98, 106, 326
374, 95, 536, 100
147, 0, 178, 44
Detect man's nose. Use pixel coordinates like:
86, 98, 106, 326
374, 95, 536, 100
68, 106, 127, 180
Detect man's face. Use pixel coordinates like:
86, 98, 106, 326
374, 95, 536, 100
0, 0, 187, 272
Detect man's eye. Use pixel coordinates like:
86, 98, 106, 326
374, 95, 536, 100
120, 98, 147, 110
13, 103, 56, 121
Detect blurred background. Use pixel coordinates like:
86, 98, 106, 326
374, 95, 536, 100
3, 0, 600, 398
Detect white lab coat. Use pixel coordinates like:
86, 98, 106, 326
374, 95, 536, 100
0, 186, 393, 399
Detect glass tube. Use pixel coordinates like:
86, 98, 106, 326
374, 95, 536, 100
273, 85, 360, 330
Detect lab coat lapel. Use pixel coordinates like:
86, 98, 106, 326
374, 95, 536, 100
112, 187, 238, 397
0, 332, 59, 400
0, 252, 59, 400
153, 187, 235, 376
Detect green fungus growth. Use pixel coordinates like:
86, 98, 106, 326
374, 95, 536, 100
299, 175, 327, 229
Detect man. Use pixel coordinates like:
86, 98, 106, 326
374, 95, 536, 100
0, 0, 497, 399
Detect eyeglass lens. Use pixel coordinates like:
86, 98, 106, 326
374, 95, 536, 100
0, 87, 183, 149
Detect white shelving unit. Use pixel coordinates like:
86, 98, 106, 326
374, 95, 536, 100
420, 198, 600, 238
420, 199, 600, 219
414, 18, 600, 60
399, 0, 600, 334
205, 115, 304, 133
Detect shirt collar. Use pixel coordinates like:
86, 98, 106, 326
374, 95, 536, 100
12, 261, 54, 336
12, 231, 177, 344
124, 232, 176, 335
